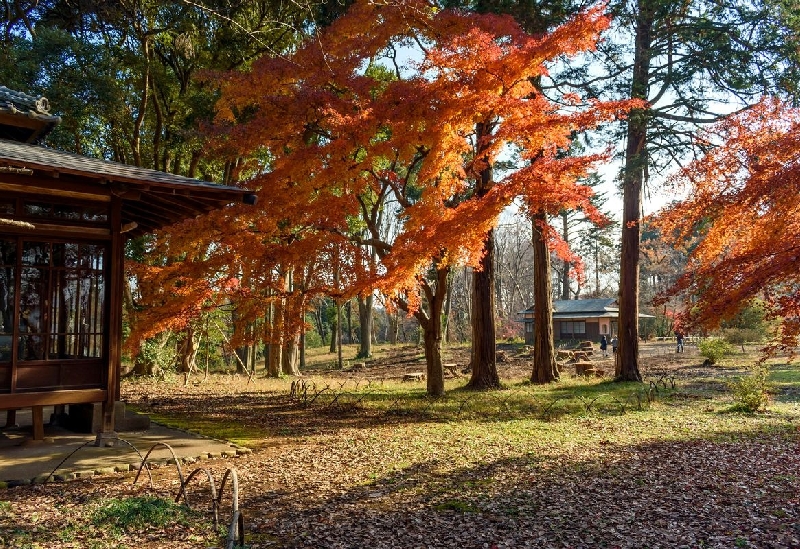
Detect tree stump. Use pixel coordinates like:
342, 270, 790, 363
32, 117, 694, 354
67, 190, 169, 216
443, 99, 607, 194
403, 372, 425, 382
556, 350, 574, 361
574, 362, 594, 376
443, 364, 460, 377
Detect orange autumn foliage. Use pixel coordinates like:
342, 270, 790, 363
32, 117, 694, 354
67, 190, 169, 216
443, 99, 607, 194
655, 98, 800, 351
128, 0, 637, 351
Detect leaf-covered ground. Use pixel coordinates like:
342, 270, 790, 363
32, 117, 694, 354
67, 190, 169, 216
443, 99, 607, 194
2, 344, 799, 548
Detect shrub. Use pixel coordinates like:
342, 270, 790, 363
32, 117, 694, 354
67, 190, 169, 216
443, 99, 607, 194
698, 338, 734, 364
722, 328, 765, 348
729, 363, 772, 412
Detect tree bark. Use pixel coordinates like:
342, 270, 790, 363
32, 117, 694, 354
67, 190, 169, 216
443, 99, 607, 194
282, 333, 300, 376
357, 293, 374, 359
467, 228, 500, 390
416, 266, 449, 396
177, 325, 198, 379
561, 211, 570, 300
531, 212, 559, 383
616, 0, 653, 383
467, 121, 500, 390
266, 300, 282, 377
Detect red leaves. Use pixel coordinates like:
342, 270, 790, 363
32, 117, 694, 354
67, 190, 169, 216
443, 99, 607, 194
655, 98, 800, 350
128, 0, 639, 350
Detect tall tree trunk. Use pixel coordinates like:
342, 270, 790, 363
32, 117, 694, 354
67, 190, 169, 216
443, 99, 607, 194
617, 0, 653, 382
388, 312, 398, 344
442, 273, 453, 344
282, 334, 300, 375
561, 211, 570, 300
337, 300, 343, 369
232, 308, 249, 375
531, 212, 558, 383
594, 233, 600, 296
345, 299, 353, 344
357, 293, 374, 359
299, 329, 306, 369
329, 316, 338, 353
267, 300, 282, 377
467, 121, 500, 390
467, 228, 500, 390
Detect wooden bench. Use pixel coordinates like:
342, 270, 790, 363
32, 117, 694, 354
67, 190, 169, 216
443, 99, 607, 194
574, 362, 595, 376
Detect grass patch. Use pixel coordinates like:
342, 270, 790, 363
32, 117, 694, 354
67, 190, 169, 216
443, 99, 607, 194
143, 413, 269, 449
91, 496, 200, 535
433, 499, 479, 513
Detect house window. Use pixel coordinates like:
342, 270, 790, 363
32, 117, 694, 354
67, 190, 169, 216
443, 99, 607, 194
16, 240, 106, 361
525, 322, 533, 333
561, 321, 586, 337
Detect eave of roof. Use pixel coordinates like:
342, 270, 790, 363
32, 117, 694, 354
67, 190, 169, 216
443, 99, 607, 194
0, 86, 61, 144
0, 139, 256, 237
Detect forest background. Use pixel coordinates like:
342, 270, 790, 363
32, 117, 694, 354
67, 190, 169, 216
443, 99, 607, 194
1, 0, 799, 389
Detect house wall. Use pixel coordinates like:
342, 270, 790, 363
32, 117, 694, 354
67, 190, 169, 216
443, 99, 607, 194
523, 317, 615, 346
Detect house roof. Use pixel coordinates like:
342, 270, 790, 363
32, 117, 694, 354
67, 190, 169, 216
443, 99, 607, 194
519, 298, 656, 320
553, 298, 617, 315
0, 86, 61, 144
0, 138, 256, 237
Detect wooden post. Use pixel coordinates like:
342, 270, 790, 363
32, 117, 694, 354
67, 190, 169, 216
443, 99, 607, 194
31, 406, 44, 441
96, 196, 122, 446
3, 409, 17, 428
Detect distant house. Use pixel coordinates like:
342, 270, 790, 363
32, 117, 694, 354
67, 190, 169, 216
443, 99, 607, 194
519, 298, 652, 345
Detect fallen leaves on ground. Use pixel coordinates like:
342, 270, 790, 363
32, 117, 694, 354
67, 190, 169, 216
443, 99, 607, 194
1, 346, 798, 548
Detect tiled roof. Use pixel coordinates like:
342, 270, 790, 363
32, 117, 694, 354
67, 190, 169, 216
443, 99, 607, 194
0, 138, 255, 237
0, 138, 238, 192
0, 86, 61, 143
553, 299, 617, 314
0, 86, 53, 114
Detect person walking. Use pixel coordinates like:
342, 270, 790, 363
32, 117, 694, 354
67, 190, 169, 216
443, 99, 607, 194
600, 335, 608, 358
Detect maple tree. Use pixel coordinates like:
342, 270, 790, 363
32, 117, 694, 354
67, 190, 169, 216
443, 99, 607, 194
655, 98, 800, 352
129, 0, 634, 395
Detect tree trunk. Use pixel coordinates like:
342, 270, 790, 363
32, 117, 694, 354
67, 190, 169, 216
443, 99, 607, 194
357, 293, 374, 359
561, 211, 570, 300
467, 228, 500, 390
421, 318, 444, 396
337, 300, 343, 369
282, 333, 300, 376
617, 0, 653, 383
467, 120, 500, 390
177, 325, 198, 376
388, 312, 398, 344
267, 300, 282, 377
531, 212, 559, 383
329, 316, 338, 353
299, 329, 306, 369
346, 299, 353, 344
442, 274, 453, 344
416, 266, 449, 396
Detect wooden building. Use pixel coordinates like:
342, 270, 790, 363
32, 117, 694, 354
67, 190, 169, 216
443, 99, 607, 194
519, 298, 653, 345
0, 86, 254, 443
